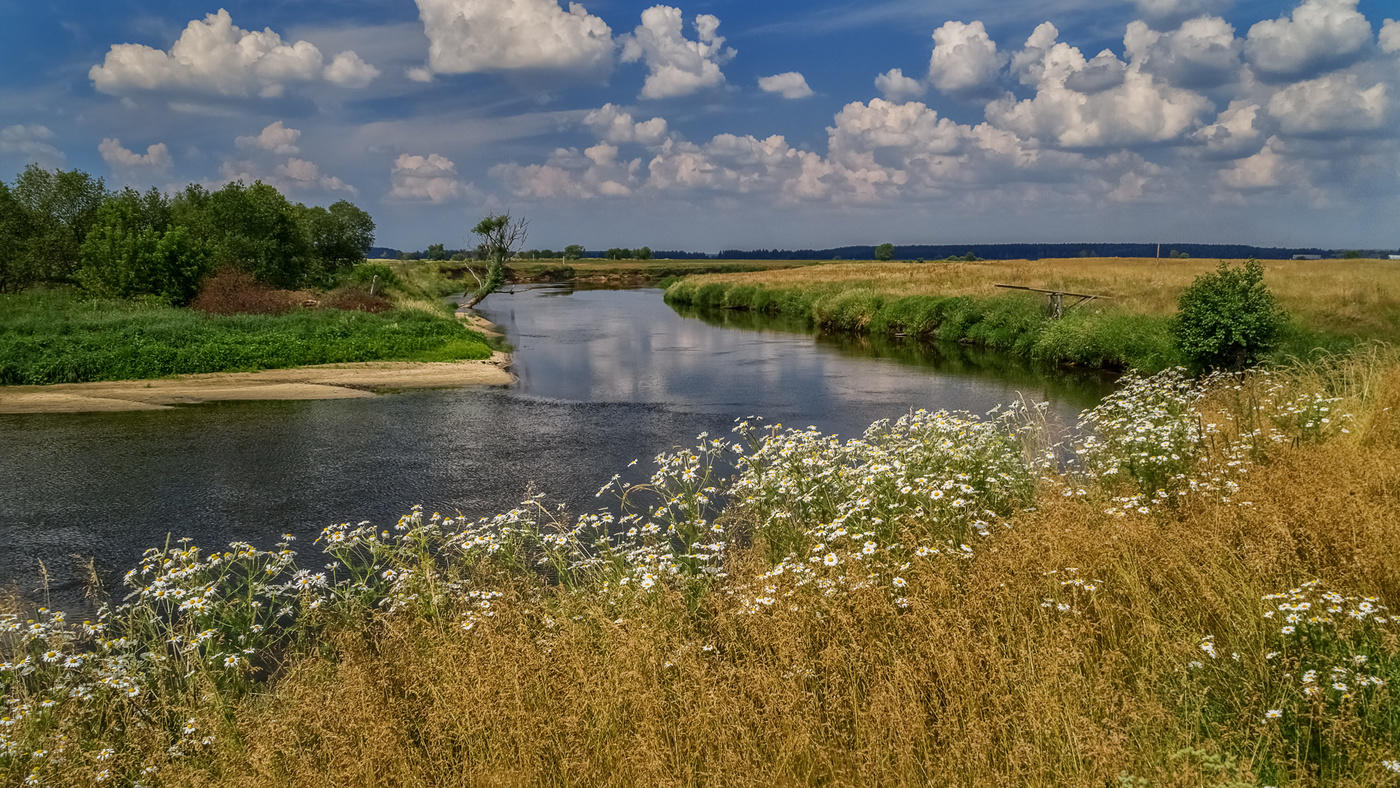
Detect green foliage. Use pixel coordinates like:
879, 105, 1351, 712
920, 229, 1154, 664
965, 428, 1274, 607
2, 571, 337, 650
636, 246, 652, 261
5, 164, 108, 288
301, 200, 375, 284
77, 188, 209, 304
1173, 259, 1286, 371
465, 213, 526, 307
0, 288, 492, 385
875, 242, 895, 261
0, 165, 377, 297
563, 244, 585, 261
425, 243, 448, 260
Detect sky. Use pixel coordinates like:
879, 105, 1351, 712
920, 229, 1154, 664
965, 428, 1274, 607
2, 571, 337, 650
1, 0, 1398, 252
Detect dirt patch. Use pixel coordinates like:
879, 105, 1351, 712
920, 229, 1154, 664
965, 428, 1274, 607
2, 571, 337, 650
0, 354, 514, 414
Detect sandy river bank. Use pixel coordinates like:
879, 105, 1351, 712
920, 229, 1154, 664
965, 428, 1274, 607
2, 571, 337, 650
0, 353, 513, 414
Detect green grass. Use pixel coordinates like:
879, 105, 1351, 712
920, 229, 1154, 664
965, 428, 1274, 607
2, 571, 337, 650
664, 277, 1183, 371
664, 277, 1347, 373
0, 288, 494, 385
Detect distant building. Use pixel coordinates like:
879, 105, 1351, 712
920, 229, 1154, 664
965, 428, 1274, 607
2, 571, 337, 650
1390, 255, 1400, 261
1292, 254, 1323, 260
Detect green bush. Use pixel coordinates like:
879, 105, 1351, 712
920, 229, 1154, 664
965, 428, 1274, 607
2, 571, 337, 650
1172, 259, 1286, 371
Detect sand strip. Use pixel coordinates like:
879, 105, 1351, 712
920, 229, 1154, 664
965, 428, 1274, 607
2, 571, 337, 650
0, 354, 513, 414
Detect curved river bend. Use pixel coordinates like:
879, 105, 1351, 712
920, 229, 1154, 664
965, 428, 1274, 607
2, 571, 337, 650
0, 286, 1113, 605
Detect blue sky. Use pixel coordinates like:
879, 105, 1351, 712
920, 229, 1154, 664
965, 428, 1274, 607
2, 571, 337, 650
1, 0, 1398, 251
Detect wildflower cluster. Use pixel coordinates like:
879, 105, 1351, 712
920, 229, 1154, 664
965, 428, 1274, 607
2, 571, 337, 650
728, 406, 1041, 611
1073, 367, 1353, 515
1190, 580, 1399, 783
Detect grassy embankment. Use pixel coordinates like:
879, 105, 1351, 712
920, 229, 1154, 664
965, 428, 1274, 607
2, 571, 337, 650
5, 348, 1400, 785
0, 263, 493, 386
665, 257, 1400, 371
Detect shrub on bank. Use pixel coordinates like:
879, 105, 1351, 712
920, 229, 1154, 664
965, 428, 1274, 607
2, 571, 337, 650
1174, 259, 1287, 371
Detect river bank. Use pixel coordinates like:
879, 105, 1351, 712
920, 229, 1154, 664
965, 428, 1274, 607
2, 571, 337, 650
665, 258, 1386, 372
0, 288, 498, 388
0, 354, 513, 413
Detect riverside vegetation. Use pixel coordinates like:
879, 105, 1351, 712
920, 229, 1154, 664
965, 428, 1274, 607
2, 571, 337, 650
4, 344, 1400, 785
665, 257, 1400, 372
0, 166, 493, 385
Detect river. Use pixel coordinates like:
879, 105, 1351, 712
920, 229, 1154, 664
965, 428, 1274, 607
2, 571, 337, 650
0, 285, 1113, 605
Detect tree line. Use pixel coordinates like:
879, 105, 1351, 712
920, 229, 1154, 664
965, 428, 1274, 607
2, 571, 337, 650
0, 165, 375, 303
397, 244, 661, 262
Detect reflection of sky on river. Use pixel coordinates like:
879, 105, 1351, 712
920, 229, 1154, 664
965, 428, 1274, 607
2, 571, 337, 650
476, 286, 1108, 437
2, 286, 1111, 606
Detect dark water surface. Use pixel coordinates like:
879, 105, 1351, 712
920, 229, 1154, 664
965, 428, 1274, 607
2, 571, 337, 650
0, 286, 1112, 604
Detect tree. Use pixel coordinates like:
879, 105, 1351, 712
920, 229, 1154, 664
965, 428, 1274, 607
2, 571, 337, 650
875, 242, 895, 261
1173, 259, 1286, 371
605, 247, 628, 260
0, 181, 36, 293
9, 165, 108, 285
563, 244, 584, 260
463, 213, 526, 308
172, 181, 311, 289
78, 192, 209, 303
301, 200, 375, 283
426, 243, 448, 260
636, 246, 652, 261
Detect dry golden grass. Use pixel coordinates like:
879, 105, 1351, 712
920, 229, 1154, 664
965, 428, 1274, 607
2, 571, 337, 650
684, 258, 1400, 343
157, 357, 1400, 787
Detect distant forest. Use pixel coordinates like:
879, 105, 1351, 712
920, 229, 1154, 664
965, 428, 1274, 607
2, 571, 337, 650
373, 242, 1397, 261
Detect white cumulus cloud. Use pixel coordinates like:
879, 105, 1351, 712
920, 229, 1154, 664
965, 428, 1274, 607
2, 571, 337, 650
235, 121, 301, 154
0, 124, 64, 166
324, 51, 381, 88
875, 68, 926, 101
1244, 0, 1374, 79
1381, 19, 1400, 54
1124, 16, 1242, 88
993, 24, 1212, 148
1266, 72, 1389, 135
621, 6, 735, 100
582, 104, 670, 145
926, 20, 1005, 95
89, 9, 376, 98
758, 72, 813, 99
1221, 136, 1294, 189
389, 153, 469, 202
415, 0, 613, 75
1191, 100, 1263, 155
98, 138, 172, 171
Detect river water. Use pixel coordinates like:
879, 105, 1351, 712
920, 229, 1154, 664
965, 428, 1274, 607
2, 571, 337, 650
0, 286, 1113, 605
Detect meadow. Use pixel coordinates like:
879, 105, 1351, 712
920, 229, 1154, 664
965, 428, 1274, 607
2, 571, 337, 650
0, 287, 493, 386
665, 258, 1400, 371
4, 346, 1400, 786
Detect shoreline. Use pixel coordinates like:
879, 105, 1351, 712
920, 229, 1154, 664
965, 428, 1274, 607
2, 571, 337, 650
0, 353, 513, 414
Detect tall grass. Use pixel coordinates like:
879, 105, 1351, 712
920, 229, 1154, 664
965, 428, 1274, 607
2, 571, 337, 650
0, 288, 493, 385
5, 348, 1400, 785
